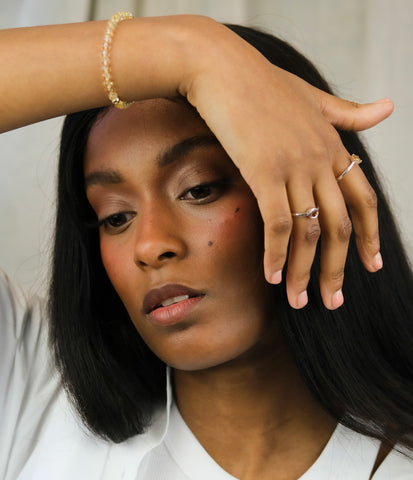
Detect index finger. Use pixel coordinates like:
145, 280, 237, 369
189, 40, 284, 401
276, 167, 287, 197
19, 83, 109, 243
258, 183, 292, 284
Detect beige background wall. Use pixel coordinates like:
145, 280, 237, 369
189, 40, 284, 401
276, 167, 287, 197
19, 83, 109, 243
1, 0, 412, 294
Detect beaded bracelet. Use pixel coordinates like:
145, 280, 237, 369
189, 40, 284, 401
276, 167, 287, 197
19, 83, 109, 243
102, 11, 134, 109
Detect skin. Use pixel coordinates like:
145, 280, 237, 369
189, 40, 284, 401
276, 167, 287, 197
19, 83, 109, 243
0, 16, 393, 311
85, 99, 274, 370
84, 99, 337, 479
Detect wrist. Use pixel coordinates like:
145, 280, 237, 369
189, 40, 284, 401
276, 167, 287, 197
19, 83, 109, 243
110, 15, 222, 103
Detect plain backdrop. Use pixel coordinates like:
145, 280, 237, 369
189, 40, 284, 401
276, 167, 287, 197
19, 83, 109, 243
1, 0, 412, 294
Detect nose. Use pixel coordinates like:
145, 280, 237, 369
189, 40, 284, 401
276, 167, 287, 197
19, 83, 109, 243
133, 207, 187, 269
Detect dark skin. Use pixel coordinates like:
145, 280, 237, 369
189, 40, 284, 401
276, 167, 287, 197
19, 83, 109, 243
84, 99, 388, 479
174, 332, 336, 480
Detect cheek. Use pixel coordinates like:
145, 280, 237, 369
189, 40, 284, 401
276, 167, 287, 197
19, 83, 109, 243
99, 237, 134, 297
205, 201, 264, 262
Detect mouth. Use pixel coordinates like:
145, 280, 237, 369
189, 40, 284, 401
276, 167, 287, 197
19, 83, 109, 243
156, 294, 191, 308
143, 284, 204, 315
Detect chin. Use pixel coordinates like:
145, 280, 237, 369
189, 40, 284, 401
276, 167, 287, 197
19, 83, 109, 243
134, 311, 275, 372
151, 333, 262, 372
166, 355, 231, 372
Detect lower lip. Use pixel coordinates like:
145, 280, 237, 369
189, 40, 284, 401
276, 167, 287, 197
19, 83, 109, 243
148, 295, 204, 326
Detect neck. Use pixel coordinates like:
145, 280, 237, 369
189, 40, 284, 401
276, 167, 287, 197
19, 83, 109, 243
173, 337, 336, 480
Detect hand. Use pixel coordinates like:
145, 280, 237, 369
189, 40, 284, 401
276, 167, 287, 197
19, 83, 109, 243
0, 16, 393, 311
180, 20, 394, 309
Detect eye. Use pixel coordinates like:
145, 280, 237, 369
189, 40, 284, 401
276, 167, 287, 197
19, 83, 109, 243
98, 211, 136, 234
179, 180, 230, 203
184, 184, 213, 200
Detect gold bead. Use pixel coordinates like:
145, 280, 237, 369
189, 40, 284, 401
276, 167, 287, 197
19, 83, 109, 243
101, 12, 134, 109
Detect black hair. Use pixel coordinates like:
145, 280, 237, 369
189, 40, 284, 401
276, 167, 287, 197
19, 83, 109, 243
50, 24, 413, 450
50, 108, 165, 442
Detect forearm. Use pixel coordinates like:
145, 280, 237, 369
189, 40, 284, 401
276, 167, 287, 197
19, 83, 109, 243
0, 15, 216, 133
0, 21, 105, 131
0, 14, 393, 310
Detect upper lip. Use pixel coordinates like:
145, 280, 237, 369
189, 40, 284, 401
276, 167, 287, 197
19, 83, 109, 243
143, 284, 204, 314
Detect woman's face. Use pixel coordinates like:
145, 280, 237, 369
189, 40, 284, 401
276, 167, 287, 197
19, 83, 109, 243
84, 99, 275, 370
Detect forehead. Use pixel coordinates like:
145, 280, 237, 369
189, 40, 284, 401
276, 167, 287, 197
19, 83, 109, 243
85, 98, 211, 164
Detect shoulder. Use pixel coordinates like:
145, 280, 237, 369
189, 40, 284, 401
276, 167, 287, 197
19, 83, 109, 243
0, 269, 46, 342
0, 269, 51, 393
0, 269, 60, 479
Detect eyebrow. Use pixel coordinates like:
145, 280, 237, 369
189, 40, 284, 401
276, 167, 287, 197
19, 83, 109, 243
157, 134, 221, 167
85, 134, 221, 189
84, 169, 124, 189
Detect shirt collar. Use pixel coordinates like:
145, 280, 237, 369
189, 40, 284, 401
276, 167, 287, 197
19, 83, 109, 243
106, 366, 172, 480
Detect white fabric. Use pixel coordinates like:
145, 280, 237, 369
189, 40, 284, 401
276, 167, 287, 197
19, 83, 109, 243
142, 403, 413, 480
0, 270, 172, 480
1, 270, 413, 479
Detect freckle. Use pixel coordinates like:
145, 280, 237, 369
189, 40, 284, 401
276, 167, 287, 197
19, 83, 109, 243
234, 207, 240, 213
208, 241, 213, 246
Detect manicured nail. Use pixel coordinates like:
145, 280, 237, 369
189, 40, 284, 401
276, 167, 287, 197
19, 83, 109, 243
331, 290, 344, 309
373, 252, 383, 270
295, 290, 308, 309
270, 270, 282, 284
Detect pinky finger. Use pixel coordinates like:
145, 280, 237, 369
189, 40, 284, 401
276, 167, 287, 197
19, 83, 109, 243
337, 160, 382, 272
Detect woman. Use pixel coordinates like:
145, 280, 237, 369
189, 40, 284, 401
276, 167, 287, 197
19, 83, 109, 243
0, 15, 403, 480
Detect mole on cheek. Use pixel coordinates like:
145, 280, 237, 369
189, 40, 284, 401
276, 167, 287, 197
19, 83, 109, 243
207, 241, 214, 246
234, 207, 240, 213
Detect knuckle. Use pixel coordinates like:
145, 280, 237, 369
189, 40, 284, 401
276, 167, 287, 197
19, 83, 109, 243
265, 247, 288, 269
336, 216, 352, 242
268, 251, 287, 267
289, 269, 311, 286
361, 232, 380, 250
324, 268, 345, 283
363, 187, 378, 210
269, 215, 293, 236
310, 142, 330, 163
303, 223, 321, 244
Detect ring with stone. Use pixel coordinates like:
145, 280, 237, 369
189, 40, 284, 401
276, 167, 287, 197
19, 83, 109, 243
291, 207, 319, 219
336, 154, 362, 182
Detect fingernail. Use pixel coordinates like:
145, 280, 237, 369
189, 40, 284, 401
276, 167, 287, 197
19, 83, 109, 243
295, 290, 308, 309
270, 270, 282, 284
331, 290, 344, 309
373, 252, 383, 270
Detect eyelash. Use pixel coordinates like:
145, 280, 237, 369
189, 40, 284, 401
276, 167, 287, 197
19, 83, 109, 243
179, 179, 230, 203
97, 212, 136, 234
95, 179, 231, 234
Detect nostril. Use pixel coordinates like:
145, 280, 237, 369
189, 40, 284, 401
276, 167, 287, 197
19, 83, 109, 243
160, 251, 176, 259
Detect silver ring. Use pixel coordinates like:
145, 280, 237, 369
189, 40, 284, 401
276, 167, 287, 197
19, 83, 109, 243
336, 154, 362, 182
291, 207, 319, 219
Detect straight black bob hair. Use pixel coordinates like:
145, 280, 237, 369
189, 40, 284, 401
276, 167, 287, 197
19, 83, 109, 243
50, 24, 413, 449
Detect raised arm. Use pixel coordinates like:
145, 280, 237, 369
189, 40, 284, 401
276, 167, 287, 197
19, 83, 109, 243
0, 14, 393, 309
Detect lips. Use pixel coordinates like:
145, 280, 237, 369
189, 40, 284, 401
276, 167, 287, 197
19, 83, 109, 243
143, 284, 204, 314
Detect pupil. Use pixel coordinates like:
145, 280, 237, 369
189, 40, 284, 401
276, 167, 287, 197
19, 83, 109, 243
110, 214, 124, 226
192, 186, 209, 198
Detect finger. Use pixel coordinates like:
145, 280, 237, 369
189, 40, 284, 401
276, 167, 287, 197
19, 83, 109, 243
286, 187, 321, 309
315, 177, 352, 310
336, 157, 382, 272
313, 88, 394, 131
259, 185, 293, 285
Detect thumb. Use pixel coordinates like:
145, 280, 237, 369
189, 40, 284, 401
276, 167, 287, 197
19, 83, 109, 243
315, 89, 394, 131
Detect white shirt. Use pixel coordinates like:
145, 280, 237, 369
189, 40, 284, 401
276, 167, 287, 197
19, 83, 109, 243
1, 270, 412, 479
